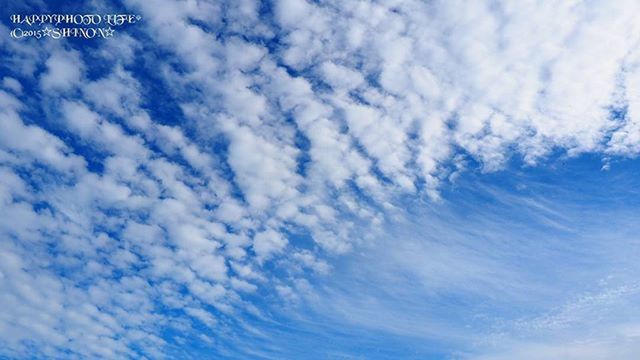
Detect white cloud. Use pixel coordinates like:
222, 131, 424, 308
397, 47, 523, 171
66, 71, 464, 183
1, 77, 22, 94
0, 91, 86, 172
40, 49, 84, 93
253, 228, 288, 261
4, 0, 640, 358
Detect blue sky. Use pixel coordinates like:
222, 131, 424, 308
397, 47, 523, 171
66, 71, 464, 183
2, 0, 640, 359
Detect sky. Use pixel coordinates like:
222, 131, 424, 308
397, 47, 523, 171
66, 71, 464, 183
1, 0, 640, 359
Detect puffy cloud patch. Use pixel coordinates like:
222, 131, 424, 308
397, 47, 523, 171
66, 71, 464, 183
3, 0, 640, 358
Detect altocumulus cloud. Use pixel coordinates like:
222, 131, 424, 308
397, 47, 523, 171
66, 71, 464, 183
2, 0, 640, 358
